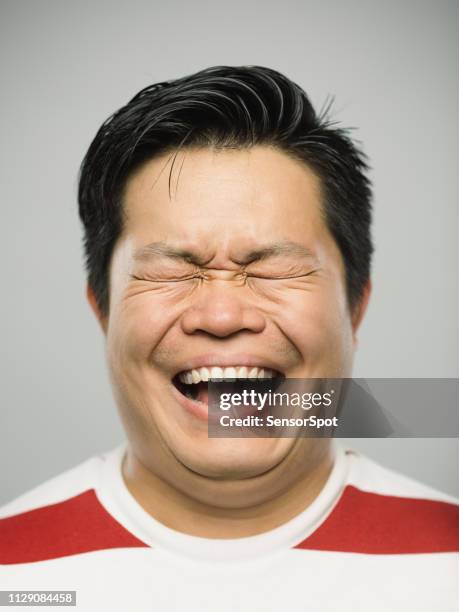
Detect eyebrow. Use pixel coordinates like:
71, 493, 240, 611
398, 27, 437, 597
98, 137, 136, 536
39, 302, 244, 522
133, 240, 317, 266
238, 242, 317, 265
133, 242, 211, 266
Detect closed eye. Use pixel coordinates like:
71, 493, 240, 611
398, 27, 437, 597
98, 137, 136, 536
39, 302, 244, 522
129, 274, 203, 283
246, 270, 319, 280
129, 270, 320, 283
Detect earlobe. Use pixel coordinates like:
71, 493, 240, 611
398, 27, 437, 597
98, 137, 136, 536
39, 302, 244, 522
86, 284, 108, 334
351, 278, 372, 339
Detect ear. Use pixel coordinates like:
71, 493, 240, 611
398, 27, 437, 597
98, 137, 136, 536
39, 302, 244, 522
351, 278, 372, 341
86, 284, 108, 335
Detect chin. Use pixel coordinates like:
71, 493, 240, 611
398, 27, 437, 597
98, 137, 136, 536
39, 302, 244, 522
172, 436, 295, 481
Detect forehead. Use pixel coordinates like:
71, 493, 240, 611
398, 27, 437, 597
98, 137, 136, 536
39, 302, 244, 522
121, 146, 334, 261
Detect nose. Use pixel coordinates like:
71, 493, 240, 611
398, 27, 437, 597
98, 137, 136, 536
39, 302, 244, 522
180, 280, 266, 338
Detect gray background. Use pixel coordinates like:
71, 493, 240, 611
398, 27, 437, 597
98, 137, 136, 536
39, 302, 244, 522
1, 0, 458, 504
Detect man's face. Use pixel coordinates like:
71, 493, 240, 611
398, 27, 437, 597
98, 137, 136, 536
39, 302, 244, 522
92, 146, 367, 503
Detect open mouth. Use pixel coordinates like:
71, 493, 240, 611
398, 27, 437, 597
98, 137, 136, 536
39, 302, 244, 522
172, 366, 285, 406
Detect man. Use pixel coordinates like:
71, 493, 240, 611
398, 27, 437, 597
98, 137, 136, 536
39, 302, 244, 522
1, 66, 458, 611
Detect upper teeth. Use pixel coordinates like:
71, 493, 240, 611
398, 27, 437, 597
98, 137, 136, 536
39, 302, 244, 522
178, 366, 276, 384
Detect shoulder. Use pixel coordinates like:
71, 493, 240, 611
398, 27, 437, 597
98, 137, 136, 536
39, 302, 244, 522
0, 452, 104, 520
297, 447, 459, 554
346, 447, 459, 503
0, 445, 146, 565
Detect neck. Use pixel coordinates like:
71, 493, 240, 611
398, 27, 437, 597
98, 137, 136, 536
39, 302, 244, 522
122, 441, 335, 538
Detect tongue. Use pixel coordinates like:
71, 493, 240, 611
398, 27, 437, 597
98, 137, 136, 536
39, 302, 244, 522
196, 381, 209, 404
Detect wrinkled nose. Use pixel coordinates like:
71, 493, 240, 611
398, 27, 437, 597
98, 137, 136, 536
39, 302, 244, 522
180, 280, 266, 338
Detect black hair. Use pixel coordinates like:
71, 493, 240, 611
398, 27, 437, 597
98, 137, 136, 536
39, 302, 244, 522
78, 65, 373, 317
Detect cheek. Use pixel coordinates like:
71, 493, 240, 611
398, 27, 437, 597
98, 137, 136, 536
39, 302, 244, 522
270, 282, 352, 364
107, 290, 183, 367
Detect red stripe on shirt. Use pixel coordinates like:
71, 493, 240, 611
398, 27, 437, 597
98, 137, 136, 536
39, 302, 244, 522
295, 484, 459, 554
0, 489, 148, 564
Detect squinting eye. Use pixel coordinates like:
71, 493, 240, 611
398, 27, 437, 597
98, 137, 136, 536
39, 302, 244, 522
246, 271, 317, 281
130, 274, 202, 283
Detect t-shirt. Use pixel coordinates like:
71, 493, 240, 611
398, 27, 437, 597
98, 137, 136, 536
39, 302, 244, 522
1, 443, 458, 612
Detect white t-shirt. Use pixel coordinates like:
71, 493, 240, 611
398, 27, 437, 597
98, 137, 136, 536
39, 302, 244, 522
1, 443, 458, 611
